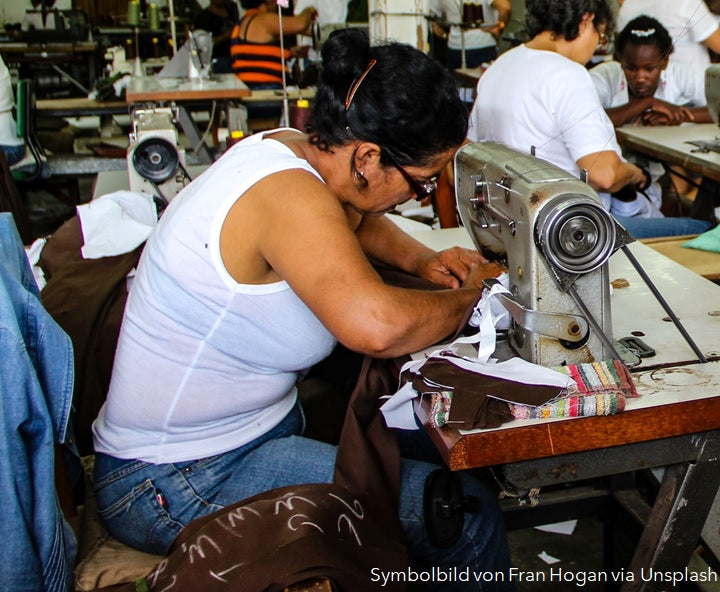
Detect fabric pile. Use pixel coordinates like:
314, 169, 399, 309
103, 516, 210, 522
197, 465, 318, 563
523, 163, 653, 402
509, 359, 638, 420
422, 357, 638, 430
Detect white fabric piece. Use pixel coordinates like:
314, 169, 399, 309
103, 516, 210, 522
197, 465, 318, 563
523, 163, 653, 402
77, 191, 158, 259
294, 0, 348, 25
25, 238, 48, 291
380, 382, 422, 429
379, 273, 572, 429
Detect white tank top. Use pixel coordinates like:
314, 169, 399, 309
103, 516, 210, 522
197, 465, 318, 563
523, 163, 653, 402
93, 131, 337, 463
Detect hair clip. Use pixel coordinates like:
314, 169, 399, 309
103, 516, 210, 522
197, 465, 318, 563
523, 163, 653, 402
630, 28, 656, 37
344, 59, 377, 111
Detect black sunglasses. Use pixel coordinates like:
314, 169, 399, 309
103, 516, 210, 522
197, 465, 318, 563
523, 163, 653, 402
384, 152, 438, 201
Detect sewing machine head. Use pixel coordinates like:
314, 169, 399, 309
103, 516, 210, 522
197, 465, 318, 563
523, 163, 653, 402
127, 107, 189, 207
455, 141, 633, 367
706, 64, 720, 125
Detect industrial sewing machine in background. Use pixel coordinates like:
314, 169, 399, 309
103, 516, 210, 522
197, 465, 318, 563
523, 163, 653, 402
127, 107, 191, 207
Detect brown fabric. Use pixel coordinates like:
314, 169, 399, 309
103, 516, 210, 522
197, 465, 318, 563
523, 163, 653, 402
39, 216, 143, 454
407, 355, 565, 430
0, 150, 33, 245
92, 356, 409, 592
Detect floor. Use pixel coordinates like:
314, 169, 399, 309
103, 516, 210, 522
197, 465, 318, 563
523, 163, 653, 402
508, 516, 605, 591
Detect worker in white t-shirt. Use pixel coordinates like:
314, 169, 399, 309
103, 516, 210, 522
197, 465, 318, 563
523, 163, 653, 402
0, 56, 24, 166
429, 0, 512, 69
617, 0, 720, 69
468, 0, 711, 237
592, 15, 714, 219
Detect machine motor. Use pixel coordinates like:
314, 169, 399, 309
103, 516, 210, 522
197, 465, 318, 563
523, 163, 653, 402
127, 107, 190, 206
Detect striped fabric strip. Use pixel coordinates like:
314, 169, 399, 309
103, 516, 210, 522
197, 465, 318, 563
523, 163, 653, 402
509, 391, 626, 420
508, 360, 636, 421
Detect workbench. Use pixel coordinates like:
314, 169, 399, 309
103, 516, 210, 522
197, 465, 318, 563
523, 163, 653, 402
410, 227, 720, 590
0, 41, 99, 92
36, 97, 128, 118
616, 122, 720, 183
125, 73, 250, 164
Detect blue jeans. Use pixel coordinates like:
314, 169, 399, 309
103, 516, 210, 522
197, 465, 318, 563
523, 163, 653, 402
1, 144, 25, 166
94, 403, 514, 591
0, 213, 77, 592
616, 215, 712, 239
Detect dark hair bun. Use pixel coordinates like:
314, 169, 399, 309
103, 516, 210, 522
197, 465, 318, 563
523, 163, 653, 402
321, 28, 371, 89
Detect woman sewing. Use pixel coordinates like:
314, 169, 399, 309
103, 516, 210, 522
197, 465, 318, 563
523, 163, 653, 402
92, 28, 513, 590
467, 0, 710, 238
230, 0, 317, 88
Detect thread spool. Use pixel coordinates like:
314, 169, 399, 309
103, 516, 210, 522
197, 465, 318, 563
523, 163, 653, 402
151, 36, 162, 58
125, 37, 137, 60
226, 129, 245, 149
290, 99, 311, 132
127, 0, 140, 25
473, 2, 484, 22
148, 3, 159, 30
462, 2, 474, 25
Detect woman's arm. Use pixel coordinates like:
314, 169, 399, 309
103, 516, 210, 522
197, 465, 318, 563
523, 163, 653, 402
577, 151, 646, 193
490, 0, 512, 40
355, 214, 486, 288
259, 6, 318, 37
222, 170, 492, 358
604, 96, 702, 127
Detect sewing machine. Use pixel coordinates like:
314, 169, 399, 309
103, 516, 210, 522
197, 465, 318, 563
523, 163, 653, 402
127, 107, 190, 206
682, 64, 720, 153
455, 141, 634, 367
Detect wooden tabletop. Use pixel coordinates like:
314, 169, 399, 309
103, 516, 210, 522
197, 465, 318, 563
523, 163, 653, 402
416, 361, 720, 470
408, 228, 720, 470
243, 87, 316, 103
36, 98, 128, 117
641, 234, 720, 281
616, 122, 720, 182
0, 41, 97, 54
126, 73, 250, 103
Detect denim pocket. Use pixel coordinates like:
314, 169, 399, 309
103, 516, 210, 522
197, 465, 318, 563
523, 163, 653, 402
96, 478, 184, 554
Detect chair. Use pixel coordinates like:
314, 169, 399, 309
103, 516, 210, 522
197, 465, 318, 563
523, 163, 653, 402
13, 78, 46, 182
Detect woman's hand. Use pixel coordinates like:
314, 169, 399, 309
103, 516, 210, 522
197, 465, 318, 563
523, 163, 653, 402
414, 247, 489, 288
461, 261, 507, 290
638, 99, 694, 126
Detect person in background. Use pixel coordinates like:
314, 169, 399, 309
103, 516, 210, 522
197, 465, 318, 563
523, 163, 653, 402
429, 0, 512, 69
0, 56, 25, 166
617, 0, 720, 70
294, 0, 350, 60
91, 28, 513, 590
230, 0, 317, 89
467, 0, 710, 238
194, 0, 241, 73
590, 15, 713, 215
295, 0, 349, 31
21, 0, 68, 33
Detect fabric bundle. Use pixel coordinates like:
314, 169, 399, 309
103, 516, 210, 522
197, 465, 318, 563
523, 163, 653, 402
424, 358, 637, 429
